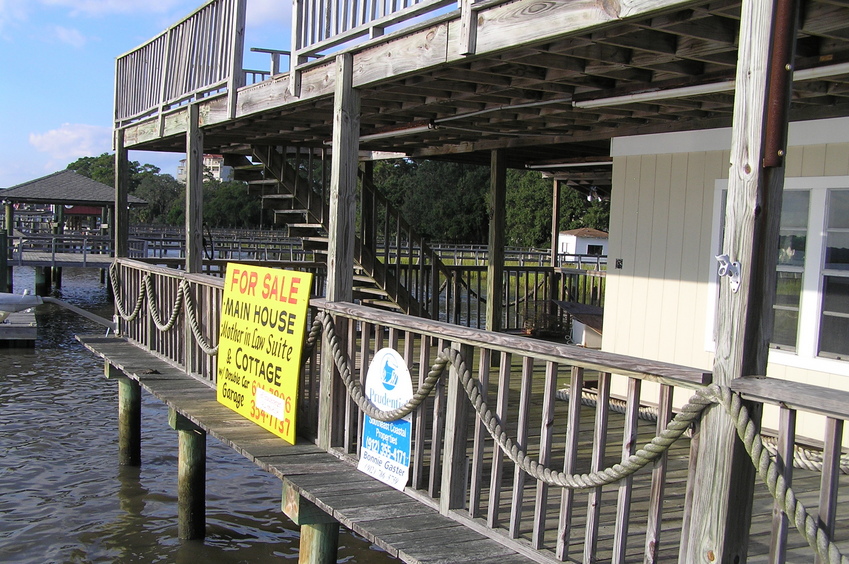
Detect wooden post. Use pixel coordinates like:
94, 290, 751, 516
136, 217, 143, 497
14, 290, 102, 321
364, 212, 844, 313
186, 103, 204, 274
486, 149, 506, 332
282, 482, 340, 564
169, 408, 206, 540
549, 179, 561, 319
114, 129, 129, 259
4, 201, 12, 235
440, 342, 471, 514
107, 363, 141, 466
52, 205, 64, 289
0, 229, 7, 293
3, 202, 11, 291
319, 53, 360, 450
226, 0, 246, 119
681, 0, 798, 560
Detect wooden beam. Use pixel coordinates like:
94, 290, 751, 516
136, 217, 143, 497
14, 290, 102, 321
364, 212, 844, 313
320, 53, 360, 450
169, 408, 206, 540
681, 0, 799, 560
108, 363, 141, 467
486, 149, 506, 332
114, 129, 129, 258
186, 103, 204, 274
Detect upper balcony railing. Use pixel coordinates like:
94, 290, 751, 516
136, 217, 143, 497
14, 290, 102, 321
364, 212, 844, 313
114, 0, 246, 128
114, 0, 496, 128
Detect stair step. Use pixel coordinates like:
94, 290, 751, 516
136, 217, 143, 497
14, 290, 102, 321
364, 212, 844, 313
273, 209, 308, 223
353, 286, 390, 299
359, 299, 402, 312
249, 178, 280, 185
262, 193, 295, 200
287, 223, 324, 237
301, 237, 328, 251
234, 170, 265, 182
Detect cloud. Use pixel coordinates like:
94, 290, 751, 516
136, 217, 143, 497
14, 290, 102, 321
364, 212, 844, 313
247, 0, 290, 29
29, 124, 112, 163
0, 0, 28, 37
52, 25, 87, 48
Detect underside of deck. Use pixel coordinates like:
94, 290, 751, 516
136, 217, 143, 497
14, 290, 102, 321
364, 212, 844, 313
121, 0, 849, 194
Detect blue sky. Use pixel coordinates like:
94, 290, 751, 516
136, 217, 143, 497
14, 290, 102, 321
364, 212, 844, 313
0, 0, 290, 188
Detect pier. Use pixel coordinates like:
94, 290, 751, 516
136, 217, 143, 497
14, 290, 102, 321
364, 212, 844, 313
70, 0, 849, 561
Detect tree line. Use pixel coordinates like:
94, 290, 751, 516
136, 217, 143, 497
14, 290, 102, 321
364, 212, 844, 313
68, 153, 608, 247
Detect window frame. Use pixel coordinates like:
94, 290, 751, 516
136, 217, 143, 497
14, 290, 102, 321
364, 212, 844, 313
706, 176, 849, 377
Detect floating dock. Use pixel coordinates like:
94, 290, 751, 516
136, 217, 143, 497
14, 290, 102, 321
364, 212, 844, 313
0, 310, 37, 346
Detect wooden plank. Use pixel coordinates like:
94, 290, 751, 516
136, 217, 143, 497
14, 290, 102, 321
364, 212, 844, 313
768, 406, 795, 564
531, 360, 557, 549
487, 351, 511, 528
731, 377, 849, 421
508, 355, 533, 538
556, 365, 583, 561
644, 383, 673, 564
487, 149, 506, 332
815, 418, 843, 564
612, 377, 641, 563
440, 342, 471, 514
584, 372, 611, 562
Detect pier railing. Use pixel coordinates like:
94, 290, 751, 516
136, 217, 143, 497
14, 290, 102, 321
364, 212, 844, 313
108, 258, 849, 562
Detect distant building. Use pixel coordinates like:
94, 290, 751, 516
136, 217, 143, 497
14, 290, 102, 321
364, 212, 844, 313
176, 154, 233, 184
558, 227, 608, 257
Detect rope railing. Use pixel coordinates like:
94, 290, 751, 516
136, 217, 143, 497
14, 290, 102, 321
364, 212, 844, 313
109, 264, 218, 355
307, 310, 849, 564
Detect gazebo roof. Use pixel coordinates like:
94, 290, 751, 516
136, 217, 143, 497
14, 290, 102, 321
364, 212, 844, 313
1, 170, 146, 207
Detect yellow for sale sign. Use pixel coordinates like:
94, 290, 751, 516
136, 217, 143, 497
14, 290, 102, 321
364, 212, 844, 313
216, 263, 312, 444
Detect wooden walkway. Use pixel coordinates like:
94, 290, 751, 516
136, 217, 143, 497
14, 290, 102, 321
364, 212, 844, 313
76, 332, 849, 562
77, 334, 538, 564
11, 251, 113, 269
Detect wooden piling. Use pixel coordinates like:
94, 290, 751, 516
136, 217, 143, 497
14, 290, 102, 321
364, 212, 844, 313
0, 229, 8, 293
282, 482, 340, 564
169, 408, 206, 540
108, 363, 141, 466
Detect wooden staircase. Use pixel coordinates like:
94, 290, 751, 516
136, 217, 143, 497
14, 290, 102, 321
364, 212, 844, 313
226, 147, 450, 317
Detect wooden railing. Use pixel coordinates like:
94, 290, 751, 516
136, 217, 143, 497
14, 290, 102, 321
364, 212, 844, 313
109, 258, 849, 563
114, 0, 246, 127
291, 0, 455, 64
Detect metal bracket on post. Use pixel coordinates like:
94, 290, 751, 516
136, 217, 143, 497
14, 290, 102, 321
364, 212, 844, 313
715, 254, 742, 293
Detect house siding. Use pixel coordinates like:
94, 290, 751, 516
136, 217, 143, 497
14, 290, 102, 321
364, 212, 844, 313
604, 119, 849, 441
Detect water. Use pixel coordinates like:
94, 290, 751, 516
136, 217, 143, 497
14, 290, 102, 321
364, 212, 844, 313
0, 268, 397, 563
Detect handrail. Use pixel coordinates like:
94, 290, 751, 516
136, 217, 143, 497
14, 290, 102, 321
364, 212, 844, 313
114, 0, 246, 127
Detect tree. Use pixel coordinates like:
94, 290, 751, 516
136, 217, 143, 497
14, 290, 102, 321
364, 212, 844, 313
66, 153, 156, 194
131, 173, 182, 224
203, 180, 261, 227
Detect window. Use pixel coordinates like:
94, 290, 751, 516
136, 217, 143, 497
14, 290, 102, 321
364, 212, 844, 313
773, 190, 809, 351
587, 244, 604, 256
709, 177, 849, 371
819, 189, 849, 359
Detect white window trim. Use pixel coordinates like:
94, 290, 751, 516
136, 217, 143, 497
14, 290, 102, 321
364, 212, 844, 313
706, 175, 849, 378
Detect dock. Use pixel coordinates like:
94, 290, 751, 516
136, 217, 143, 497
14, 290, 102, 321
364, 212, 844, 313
0, 310, 37, 346
78, 334, 543, 563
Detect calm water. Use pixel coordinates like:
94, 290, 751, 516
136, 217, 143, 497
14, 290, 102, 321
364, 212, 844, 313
0, 268, 396, 563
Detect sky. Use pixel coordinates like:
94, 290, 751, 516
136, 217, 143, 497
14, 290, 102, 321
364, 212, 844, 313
0, 0, 291, 188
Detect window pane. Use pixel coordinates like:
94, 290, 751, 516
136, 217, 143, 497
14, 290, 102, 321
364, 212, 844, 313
825, 232, 849, 271
772, 271, 802, 349
819, 276, 849, 358
828, 190, 849, 229
782, 191, 810, 229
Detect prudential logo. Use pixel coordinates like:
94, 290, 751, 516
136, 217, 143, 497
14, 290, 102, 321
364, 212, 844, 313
381, 356, 399, 391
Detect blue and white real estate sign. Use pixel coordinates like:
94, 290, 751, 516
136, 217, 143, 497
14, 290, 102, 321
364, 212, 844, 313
357, 348, 413, 491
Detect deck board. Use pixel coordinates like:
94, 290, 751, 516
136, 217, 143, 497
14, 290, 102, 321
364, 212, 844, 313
77, 333, 543, 563
77, 333, 849, 562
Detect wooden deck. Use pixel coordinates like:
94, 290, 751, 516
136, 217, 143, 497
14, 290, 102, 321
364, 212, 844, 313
0, 310, 37, 345
78, 334, 539, 563
77, 331, 849, 563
